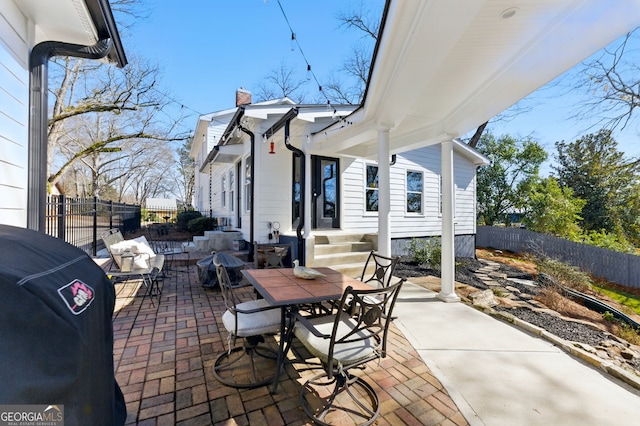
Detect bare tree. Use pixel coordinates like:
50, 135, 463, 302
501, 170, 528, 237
48, 55, 189, 196
569, 28, 640, 132
254, 61, 308, 103
175, 137, 195, 207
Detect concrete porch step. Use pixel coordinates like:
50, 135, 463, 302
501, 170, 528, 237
311, 251, 371, 268
326, 262, 365, 279
314, 241, 373, 256
313, 233, 373, 244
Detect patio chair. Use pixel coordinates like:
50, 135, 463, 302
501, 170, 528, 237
253, 241, 294, 269
212, 255, 281, 388
145, 227, 189, 277
100, 229, 165, 297
350, 251, 400, 317
358, 250, 399, 289
293, 278, 405, 426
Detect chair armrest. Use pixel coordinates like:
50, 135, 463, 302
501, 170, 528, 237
294, 312, 331, 339
150, 254, 164, 271
234, 299, 280, 315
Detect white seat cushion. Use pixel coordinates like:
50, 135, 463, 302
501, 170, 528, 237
294, 312, 376, 366
222, 299, 281, 337
110, 236, 156, 269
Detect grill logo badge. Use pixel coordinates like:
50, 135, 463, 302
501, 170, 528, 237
58, 280, 95, 315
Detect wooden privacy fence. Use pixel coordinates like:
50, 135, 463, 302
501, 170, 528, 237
476, 226, 640, 290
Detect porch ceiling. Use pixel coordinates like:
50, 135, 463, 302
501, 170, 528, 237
311, 0, 640, 158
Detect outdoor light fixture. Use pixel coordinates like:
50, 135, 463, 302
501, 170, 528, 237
269, 141, 276, 154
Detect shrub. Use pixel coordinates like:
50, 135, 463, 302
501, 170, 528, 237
176, 210, 202, 231
187, 217, 217, 234
535, 256, 592, 293
407, 237, 441, 269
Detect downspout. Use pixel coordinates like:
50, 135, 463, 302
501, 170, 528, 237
28, 39, 114, 231
261, 108, 302, 261
283, 120, 305, 263
236, 110, 255, 249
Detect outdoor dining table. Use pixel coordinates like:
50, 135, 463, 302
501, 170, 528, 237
241, 267, 374, 393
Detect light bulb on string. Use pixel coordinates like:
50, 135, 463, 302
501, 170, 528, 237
326, 100, 331, 111
290, 33, 296, 51
306, 64, 311, 81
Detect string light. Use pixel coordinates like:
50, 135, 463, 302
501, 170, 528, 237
274, 0, 352, 127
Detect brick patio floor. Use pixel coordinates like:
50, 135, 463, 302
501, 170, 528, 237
111, 261, 469, 425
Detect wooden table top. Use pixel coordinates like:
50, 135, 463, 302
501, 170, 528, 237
241, 267, 373, 306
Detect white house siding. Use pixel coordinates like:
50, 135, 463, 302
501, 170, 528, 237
253, 126, 294, 244
0, 3, 30, 227
341, 157, 378, 232
341, 144, 478, 240
192, 117, 229, 212
208, 164, 229, 218
452, 153, 477, 235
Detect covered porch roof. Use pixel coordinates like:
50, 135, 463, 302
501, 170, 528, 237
311, 0, 640, 157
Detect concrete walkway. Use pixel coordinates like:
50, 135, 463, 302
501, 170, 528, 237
394, 280, 640, 426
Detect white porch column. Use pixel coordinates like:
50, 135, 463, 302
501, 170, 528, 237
438, 139, 460, 302
377, 126, 391, 257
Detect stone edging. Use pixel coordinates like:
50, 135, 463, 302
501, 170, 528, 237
491, 309, 640, 390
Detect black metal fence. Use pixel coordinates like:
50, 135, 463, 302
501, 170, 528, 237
46, 195, 141, 256
143, 205, 234, 230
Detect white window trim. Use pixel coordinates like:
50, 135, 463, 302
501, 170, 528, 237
229, 170, 235, 213
405, 168, 424, 215
364, 161, 379, 216
244, 155, 252, 213
221, 175, 226, 208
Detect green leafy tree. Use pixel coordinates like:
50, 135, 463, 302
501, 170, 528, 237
476, 133, 548, 226
553, 129, 640, 238
522, 177, 585, 239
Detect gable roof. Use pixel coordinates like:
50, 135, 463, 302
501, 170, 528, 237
312, 0, 640, 157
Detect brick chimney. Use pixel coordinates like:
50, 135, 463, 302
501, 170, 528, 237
236, 87, 252, 106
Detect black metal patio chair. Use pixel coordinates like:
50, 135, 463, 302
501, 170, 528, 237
293, 278, 405, 425
212, 255, 281, 388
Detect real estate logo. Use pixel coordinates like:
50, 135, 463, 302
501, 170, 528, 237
0, 405, 64, 426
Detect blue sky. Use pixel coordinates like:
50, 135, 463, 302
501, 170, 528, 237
123, 1, 640, 173
124, 1, 379, 120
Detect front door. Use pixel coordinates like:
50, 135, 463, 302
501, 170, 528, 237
312, 156, 340, 229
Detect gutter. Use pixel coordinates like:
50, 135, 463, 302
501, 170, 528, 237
197, 107, 256, 255
199, 107, 245, 172
27, 0, 127, 231
310, 0, 392, 139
